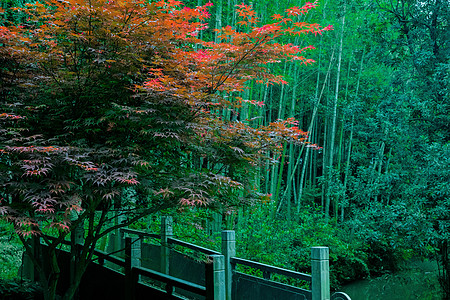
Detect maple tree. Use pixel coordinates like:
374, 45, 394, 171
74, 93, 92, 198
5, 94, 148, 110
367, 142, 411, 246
0, 0, 330, 298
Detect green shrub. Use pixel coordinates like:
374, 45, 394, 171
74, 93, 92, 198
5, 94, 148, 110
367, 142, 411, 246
231, 204, 376, 288
0, 278, 43, 300
0, 222, 23, 280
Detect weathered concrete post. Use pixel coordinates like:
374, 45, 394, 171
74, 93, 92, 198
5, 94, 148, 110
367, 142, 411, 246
206, 255, 226, 300
20, 237, 39, 280
221, 230, 236, 300
161, 216, 173, 274
72, 221, 84, 245
124, 237, 134, 300
115, 212, 126, 256
130, 235, 141, 281
311, 247, 330, 300
70, 218, 84, 291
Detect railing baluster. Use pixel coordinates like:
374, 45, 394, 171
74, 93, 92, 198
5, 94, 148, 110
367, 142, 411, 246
161, 216, 173, 275
124, 237, 133, 300
222, 230, 236, 300
263, 270, 271, 280
312, 247, 330, 300
165, 283, 174, 295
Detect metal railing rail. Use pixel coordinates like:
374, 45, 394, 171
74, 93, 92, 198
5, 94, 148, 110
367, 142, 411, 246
230, 257, 312, 282
94, 248, 126, 267
120, 228, 160, 240
131, 266, 207, 296
168, 237, 221, 256
120, 227, 221, 255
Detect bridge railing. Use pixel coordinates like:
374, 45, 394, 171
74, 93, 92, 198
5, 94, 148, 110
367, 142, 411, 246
221, 229, 329, 300
26, 234, 212, 299
120, 217, 333, 300
22, 215, 349, 300
120, 216, 225, 299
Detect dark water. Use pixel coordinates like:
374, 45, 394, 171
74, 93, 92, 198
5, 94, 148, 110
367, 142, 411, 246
340, 260, 442, 300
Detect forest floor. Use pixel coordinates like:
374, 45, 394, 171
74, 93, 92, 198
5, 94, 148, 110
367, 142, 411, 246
0, 235, 23, 280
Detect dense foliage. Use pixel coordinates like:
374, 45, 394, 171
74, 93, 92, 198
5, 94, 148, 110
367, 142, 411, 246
154, 0, 449, 297
1, 0, 449, 298
0, 0, 329, 299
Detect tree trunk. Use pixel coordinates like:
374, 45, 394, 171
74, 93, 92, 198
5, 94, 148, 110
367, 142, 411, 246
341, 115, 354, 222
214, 0, 223, 44
340, 48, 364, 221
278, 51, 335, 214
325, 8, 345, 218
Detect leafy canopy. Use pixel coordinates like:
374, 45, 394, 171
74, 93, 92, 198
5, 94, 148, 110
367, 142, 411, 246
0, 0, 329, 237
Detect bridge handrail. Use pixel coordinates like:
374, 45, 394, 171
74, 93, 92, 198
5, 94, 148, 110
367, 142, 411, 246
167, 237, 221, 256
120, 228, 160, 240
120, 227, 221, 256
230, 257, 312, 282
43, 235, 126, 267
93, 248, 126, 267
132, 266, 207, 296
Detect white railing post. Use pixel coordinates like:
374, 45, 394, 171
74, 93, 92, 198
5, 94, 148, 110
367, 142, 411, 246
161, 216, 173, 274
311, 246, 330, 300
70, 218, 84, 288
130, 235, 141, 271
221, 230, 236, 300
124, 237, 134, 300
114, 211, 126, 258
206, 254, 226, 300
20, 236, 38, 280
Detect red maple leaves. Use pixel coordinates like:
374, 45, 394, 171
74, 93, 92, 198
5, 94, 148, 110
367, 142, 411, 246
0, 0, 330, 236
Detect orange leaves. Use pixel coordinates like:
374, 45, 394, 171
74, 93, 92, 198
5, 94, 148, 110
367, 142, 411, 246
291, 23, 333, 36
8, 145, 65, 154
4, 0, 329, 106
253, 23, 282, 37
199, 113, 312, 169
235, 97, 265, 108
0, 113, 25, 120
117, 177, 139, 185
215, 25, 237, 40
76, 164, 99, 171
0, 26, 14, 40
192, 49, 217, 63
154, 188, 175, 199
285, 1, 318, 16
0, 0, 328, 226
143, 68, 181, 92
265, 118, 309, 143
11, 217, 40, 237
293, 21, 309, 28
272, 14, 283, 21
144, 78, 168, 92
197, 2, 331, 93
155, 0, 183, 9
236, 3, 258, 25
